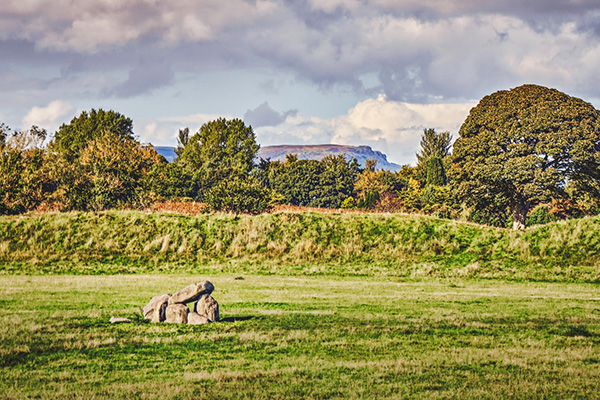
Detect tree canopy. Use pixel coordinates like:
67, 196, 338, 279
0, 127, 49, 214
425, 157, 446, 187
416, 129, 452, 167
450, 84, 600, 229
415, 128, 452, 185
179, 118, 259, 175
171, 118, 262, 203
266, 154, 360, 208
52, 109, 134, 160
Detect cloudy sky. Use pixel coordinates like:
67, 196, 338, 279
2, 0, 600, 165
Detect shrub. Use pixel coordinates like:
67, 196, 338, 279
205, 176, 273, 214
340, 196, 357, 209
527, 204, 557, 226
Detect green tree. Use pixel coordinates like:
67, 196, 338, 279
416, 128, 452, 183
145, 161, 196, 200
52, 109, 134, 161
450, 84, 600, 230
174, 127, 189, 159
312, 155, 360, 208
266, 154, 360, 208
179, 118, 259, 175
268, 157, 324, 207
176, 118, 260, 200
425, 156, 446, 186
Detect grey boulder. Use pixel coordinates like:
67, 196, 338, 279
188, 312, 211, 325
195, 295, 219, 322
169, 281, 214, 305
143, 293, 172, 322
165, 303, 189, 324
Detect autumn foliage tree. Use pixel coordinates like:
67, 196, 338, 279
0, 126, 51, 214
451, 84, 600, 229
53, 109, 134, 161
47, 109, 162, 211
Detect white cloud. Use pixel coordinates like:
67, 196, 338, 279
21, 100, 74, 132
137, 112, 236, 146
254, 95, 474, 166
165, 112, 235, 126
1, 0, 279, 53
306, 0, 361, 13
3, 0, 600, 141
1, 1, 600, 104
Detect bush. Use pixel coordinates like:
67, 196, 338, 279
358, 190, 380, 209
340, 196, 357, 209
527, 204, 557, 226
205, 176, 273, 214
0, 128, 51, 215
374, 192, 405, 213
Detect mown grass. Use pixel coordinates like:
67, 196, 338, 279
1, 274, 599, 399
1, 211, 600, 281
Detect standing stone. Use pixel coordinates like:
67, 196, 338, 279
194, 294, 219, 322
143, 294, 172, 321
169, 281, 214, 305
151, 301, 169, 323
165, 303, 189, 324
109, 317, 131, 324
188, 312, 211, 325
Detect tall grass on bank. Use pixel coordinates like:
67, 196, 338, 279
1, 211, 600, 281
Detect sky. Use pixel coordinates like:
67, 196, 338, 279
2, 0, 600, 165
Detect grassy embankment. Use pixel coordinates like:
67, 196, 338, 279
1, 274, 599, 399
1, 210, 600, 281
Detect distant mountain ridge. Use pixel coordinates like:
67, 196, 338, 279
256, 144, 403, 171
154, 144, 403, 171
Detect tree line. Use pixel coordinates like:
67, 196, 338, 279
2, 84, 600, 229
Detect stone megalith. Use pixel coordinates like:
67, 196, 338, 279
169, 281, 214, 305
188, 312, 211, 325
109, 317, 131, 324
195, 294, 219, 322
165, 303, 189, 324
143, 294, 172, 322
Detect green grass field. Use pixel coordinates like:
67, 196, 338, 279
2, 211, 600, 398
2, 274, 600, 399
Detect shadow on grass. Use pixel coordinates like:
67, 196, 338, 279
219, 316, 255, 323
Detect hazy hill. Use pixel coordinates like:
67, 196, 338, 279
256, 144, 403, 171
154, 144, 403, 171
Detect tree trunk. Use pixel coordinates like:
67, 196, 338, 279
511, 201, 530, 230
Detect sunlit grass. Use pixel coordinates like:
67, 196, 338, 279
1, 274, 599, 399
2, 211, 600, 282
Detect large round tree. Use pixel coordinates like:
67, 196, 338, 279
52, 109, 134, 161
451, 84, 600, 229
